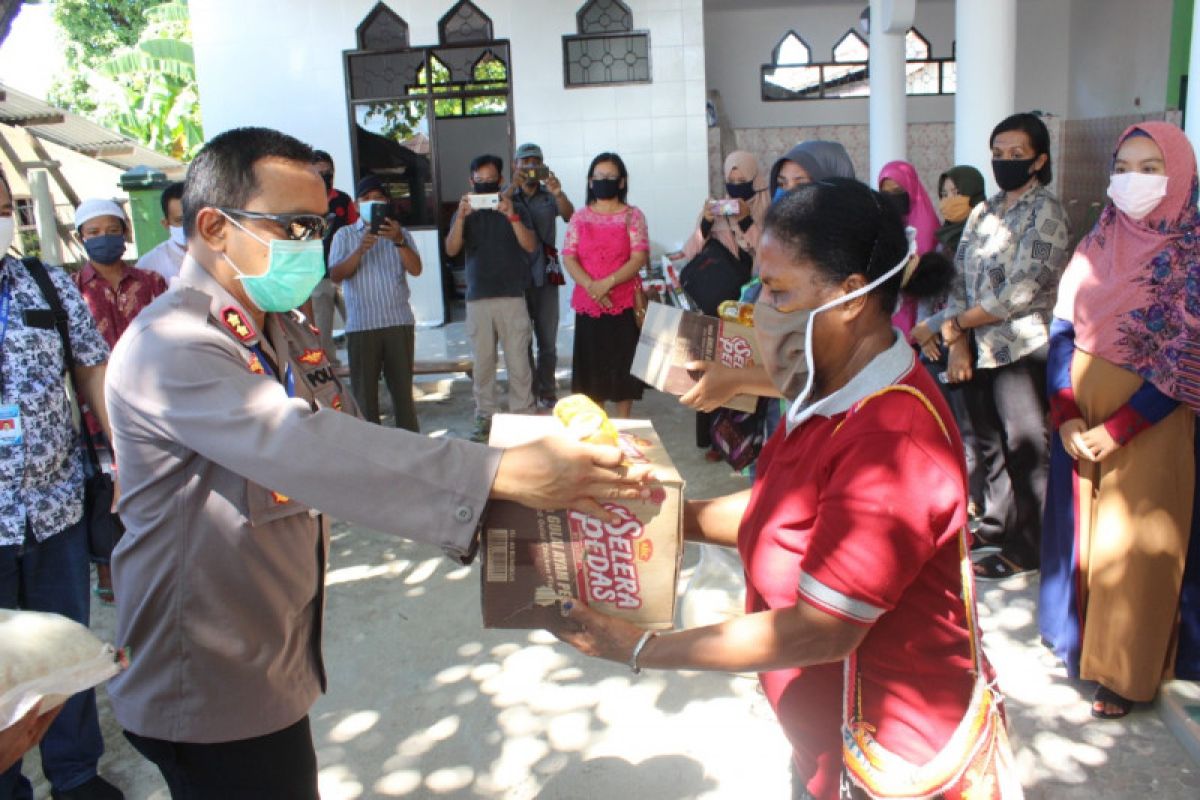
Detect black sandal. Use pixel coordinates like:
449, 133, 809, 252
1091, 685, 1134, 720
972, 553, 1032, 582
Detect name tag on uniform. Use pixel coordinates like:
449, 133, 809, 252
0, 404, 22, 446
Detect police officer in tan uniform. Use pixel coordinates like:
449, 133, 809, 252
103, 127, 653, 800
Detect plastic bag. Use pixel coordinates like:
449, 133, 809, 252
0, 610, 124, 730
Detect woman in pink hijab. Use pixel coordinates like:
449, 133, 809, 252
878, 160, 940, 334
1041, 121, 1200, 720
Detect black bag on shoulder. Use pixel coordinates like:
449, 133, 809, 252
23, 258, 124, 561
678, 238, 752, 317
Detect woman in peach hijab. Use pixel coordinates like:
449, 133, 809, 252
679, 150, 770, 263
677, 151, 770, 453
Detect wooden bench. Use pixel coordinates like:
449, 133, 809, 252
412, 357, 474, 379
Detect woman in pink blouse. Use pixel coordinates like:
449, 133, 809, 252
561, 152, 650, 418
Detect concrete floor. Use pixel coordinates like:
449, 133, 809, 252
15, 322, 1200, 798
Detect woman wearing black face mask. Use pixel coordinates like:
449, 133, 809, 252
671, 151, 768, 454
940, 112, 1071, 582
560, 152, 649, 419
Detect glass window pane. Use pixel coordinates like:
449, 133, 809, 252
823, 63, 869, 97
942, 61, 957, 94
761, 65, 822, 100
776, 33, 810, 65
905, 29, 930, 60
905, 61, 940, 95
353, 101, 436, 227
832, 30, 869, 63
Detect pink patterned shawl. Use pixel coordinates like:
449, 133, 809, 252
1053, 121, 1200, 412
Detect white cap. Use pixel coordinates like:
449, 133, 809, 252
74, 198, 127, 230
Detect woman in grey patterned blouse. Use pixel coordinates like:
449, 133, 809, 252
937, 113, 1071, 581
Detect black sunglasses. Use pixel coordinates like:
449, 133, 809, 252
218, 208, 328, 241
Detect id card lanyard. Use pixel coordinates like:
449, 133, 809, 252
0, 275, 13, 403
0, 275, 24, 447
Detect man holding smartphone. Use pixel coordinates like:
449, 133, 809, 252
445, 154, 538, 442
511, 143, 574, 410
328, 175, 421, 431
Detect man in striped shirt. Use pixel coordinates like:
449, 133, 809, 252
328, 176, 422, 431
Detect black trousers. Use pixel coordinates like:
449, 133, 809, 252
125, 716, 318, 800
962, 346, 1050, 568
347, 324, 418, 432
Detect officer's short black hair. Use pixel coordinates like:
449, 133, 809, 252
160, 181, 185, 220
182, 127, 316, 237
469, 154, 503, 178
312, 149, 333, 165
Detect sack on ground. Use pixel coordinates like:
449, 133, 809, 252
0, 610, 124, 730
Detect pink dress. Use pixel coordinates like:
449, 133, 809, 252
562, 205, 649, 317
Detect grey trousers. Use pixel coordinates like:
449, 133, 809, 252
347, 324, 419, 431
311, 278, 345, 366
466, 296, 535, 417
525, 282, 560, 400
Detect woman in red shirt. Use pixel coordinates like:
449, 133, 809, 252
556, 180, 1017, 799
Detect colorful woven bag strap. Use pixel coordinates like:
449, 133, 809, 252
832, 384, 986, 706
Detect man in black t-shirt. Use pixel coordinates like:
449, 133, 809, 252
445, 154, 538, 441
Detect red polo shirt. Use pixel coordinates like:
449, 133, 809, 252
738, 346, 980, 800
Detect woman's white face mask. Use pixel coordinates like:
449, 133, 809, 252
754, 227, 917, 404
1107, 172, 1168, 221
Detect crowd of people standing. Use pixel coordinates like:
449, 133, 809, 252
2, 108, 1198, 800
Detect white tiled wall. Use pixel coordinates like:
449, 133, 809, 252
190, 0, 710, 323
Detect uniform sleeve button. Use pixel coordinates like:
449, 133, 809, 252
454, 505, 473, 523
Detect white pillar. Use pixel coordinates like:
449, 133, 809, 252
28, 169, 61, 266
869, 0, 910, 184
954, 0, 1017, 195
1186, 3, 1200, 160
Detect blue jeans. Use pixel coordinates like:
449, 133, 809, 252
0, 518, 104, 797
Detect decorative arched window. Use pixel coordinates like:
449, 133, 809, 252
831, 29, 869, 63
772, 31, 811, 65
438, 1, 493, 45
563, 0, 652, 87
905, 28, 930, 60
760, 25, 954, 101
356, 3, 409, 51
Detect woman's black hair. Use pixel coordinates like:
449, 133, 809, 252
585, 151, 629, 204
763, 177, 908, 313
990, 112, 1053, 185
902, 251, 955, 300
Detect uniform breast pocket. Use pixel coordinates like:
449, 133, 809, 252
246, 480, 311, 527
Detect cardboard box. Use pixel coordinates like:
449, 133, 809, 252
481, 415, 685, 630
630, 301, 761, 413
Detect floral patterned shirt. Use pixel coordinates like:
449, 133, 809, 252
0, 256, 110, 545
71, 262, 167, 348
944, 186, 1071, 368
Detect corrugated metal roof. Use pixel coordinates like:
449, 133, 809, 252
0, 82, 183, 173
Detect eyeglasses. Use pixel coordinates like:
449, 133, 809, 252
217, 208, 328, 241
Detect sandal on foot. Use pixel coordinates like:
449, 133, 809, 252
92, 585, 115, 605
1091, 685, 1134, 719
972, 553, 1031, 582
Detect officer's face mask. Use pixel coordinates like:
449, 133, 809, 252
754, 227, 917, 405
219, 211, 325, 313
